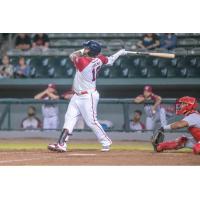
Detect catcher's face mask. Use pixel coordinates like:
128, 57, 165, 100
176, 96, 198, 115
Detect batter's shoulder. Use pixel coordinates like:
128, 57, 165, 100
98, 54, 108, 64
74, 57, 92, 72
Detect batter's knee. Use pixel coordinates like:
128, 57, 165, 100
193, 143, 200, 154
85, 121, 96, 129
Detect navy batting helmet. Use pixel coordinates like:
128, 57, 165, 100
83, 40, 101, 57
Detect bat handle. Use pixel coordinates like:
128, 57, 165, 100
126, 51, 148, 56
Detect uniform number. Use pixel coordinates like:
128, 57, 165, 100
92, 66, 101, 81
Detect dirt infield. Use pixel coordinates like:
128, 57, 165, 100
0, 139, 200, 165
1, 149, 200, 166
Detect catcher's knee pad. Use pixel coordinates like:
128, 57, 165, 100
176, 136, 188, 148
193, 143, 200, 154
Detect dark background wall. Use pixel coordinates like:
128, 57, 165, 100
0, 79, 199, 98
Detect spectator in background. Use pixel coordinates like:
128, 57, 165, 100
32, 33, 50, 50
159, 33, 177, 50
34, 83, 59, 130
21, 106, 42, 130
14, 57, 30, 78
0, 55, 14, 78
15, 33, 31, 50
134, 85, 167, 132
61, 87, 74, 100
136, 33, 160, 50
129, 110, 145, 133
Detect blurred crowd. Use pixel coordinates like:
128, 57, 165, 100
135, 33, 177, 51
0, 33, 177, 79
15, 33, 50, 51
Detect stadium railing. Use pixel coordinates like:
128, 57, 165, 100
0, 98, 179, 131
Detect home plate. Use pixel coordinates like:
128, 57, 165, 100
68, 153, 96, 156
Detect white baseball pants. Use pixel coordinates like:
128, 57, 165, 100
43, 116, 59, 130
145, 107, 167, 130
63, 91, 112, 146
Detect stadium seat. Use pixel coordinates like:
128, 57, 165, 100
176, 57, 193, 68
177, 38, 198, 47
188, 48, 200, 56
109, 68, 121, 78
173, 48, 187, 56
29, 57, 51, 78
186, 67, 200, 77
124, 40, 138, 50
108, 39, 124, 50
139, 57, 155, 68
48, 57, 75, 78
114, 57, 125, 68
71, 39, 85, 47
127, 66, 141, 78
160, 66, 176, 78
98, 66, 111, 78
49, 40, 72, 48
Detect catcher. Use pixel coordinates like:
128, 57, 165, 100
151, 96, 200, 154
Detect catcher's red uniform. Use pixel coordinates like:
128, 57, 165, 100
157, 111, 200, 154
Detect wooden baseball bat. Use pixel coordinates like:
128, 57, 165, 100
126, 51, 175, 59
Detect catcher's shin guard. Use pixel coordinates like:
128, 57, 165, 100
157, 136, 188, 152
193, 143, 200, 154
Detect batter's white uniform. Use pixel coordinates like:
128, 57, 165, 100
42, 96, 59, 130
63, 50, 125, 146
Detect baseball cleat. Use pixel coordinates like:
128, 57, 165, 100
101, 145, 111, 152
48, 143, 67, 152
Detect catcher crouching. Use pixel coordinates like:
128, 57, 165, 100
151, 96, 200, 154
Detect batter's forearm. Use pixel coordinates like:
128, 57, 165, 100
70, 49, 85, 62
106, 49, 126, 66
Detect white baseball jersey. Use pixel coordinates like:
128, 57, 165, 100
42, 96, 59, 118
129, 121, 145, 132
21, 117, 41, 129
72, 54, 108, 93
183, 112, 200, 128
183, 112, 200, 142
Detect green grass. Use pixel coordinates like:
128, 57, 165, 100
0, 141, 192, 152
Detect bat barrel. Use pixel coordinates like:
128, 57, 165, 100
126, 51, 175, 59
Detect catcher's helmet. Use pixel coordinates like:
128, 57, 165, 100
83, 40, 101, 57
176, 96, 198, 115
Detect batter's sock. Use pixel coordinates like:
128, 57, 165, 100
58, 129, 71, 145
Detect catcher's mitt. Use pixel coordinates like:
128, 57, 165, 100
151, 127, 165, 152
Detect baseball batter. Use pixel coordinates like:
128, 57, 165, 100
152, 96, 200, 154
48, 40, 127, 152
134, 85, 167, 131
